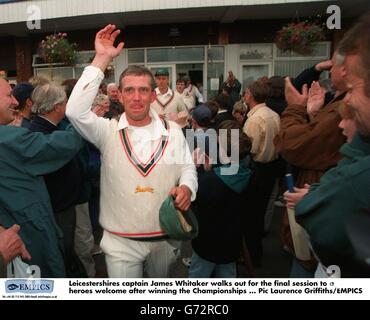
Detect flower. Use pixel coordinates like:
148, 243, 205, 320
39, 33, 77, 65
275, 22, 325, 55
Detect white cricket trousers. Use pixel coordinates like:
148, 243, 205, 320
100, 230, 180, 278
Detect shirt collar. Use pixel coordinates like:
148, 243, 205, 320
117, 108, 169, 137
38, 115, 58, 127
247, 103, 266, 118
155, 87, 173, 97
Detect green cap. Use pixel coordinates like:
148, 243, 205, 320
155, 68, 169, 77
159, 195, 199, 240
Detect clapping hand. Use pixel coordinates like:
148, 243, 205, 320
307, 81, 325, 119
285, 77, 308, 107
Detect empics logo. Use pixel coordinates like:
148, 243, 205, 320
5, 280, 54, 294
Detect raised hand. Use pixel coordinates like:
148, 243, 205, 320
307, 81, 325, 118
285, 77, 308, 107
92, 24, 125, 72
315, 59, 333, 72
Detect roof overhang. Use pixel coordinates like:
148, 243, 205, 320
0, 0, 369, 36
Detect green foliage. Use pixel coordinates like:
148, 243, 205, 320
39, 33, 77, 65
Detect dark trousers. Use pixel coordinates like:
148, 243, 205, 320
243, 159, 283, 267
54, 206, 86, 277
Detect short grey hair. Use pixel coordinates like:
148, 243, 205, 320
107, 83, 118, 91
31, 84, 66, 114
92, 94, 109, 108
232, 100, 248, 116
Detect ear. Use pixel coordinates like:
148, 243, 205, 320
54, 103, 64, 113
25, 98, 33, 109
118, 89, 124, 105
54, 104, 61, 113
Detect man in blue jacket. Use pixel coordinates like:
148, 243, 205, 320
0, 78, 83, 277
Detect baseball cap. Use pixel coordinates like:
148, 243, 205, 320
155, 68, 169, 77
12, 82, 34, 108
191, 104, 212, 127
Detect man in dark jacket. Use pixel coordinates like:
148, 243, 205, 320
106, 83, 124, 119
222, 70, 242, 108
29, 83, 84, 277
213, 94, 234, 128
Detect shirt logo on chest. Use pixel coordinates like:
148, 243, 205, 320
135, 186, 155, 193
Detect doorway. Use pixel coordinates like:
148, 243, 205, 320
148, 64, 176, 89
240, 62, 272, 90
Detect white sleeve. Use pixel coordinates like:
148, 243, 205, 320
66, 66, 110, 149
177, 128, 198, 201
194, 86, 204, 103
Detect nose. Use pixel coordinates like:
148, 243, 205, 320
133, 89, 140, 100
12, 95, 19, 107
338, 119, 344, 129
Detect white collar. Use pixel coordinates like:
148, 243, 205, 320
117, 108, 169, 137
247, 103, 266, 118
155, 87, 173, 97
217, 109, 228, 114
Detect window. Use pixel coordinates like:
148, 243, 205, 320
240, 44, 273, 60
275, 42, 329, 59
147, 47, 204, 62
273, 42, 331, 78
32, 51, 115, 84
274, 60, 323, 78
34, 67, 74, 84
207, 62, 224, 100
128, 49, 145, 64
207, 46, 224, 61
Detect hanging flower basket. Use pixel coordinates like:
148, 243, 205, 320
38, 33, 77, 65
275, 22, 325, 55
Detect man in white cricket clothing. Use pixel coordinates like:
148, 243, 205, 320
66, 25, 197, 278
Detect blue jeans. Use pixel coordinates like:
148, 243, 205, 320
188, 252, 236, 278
